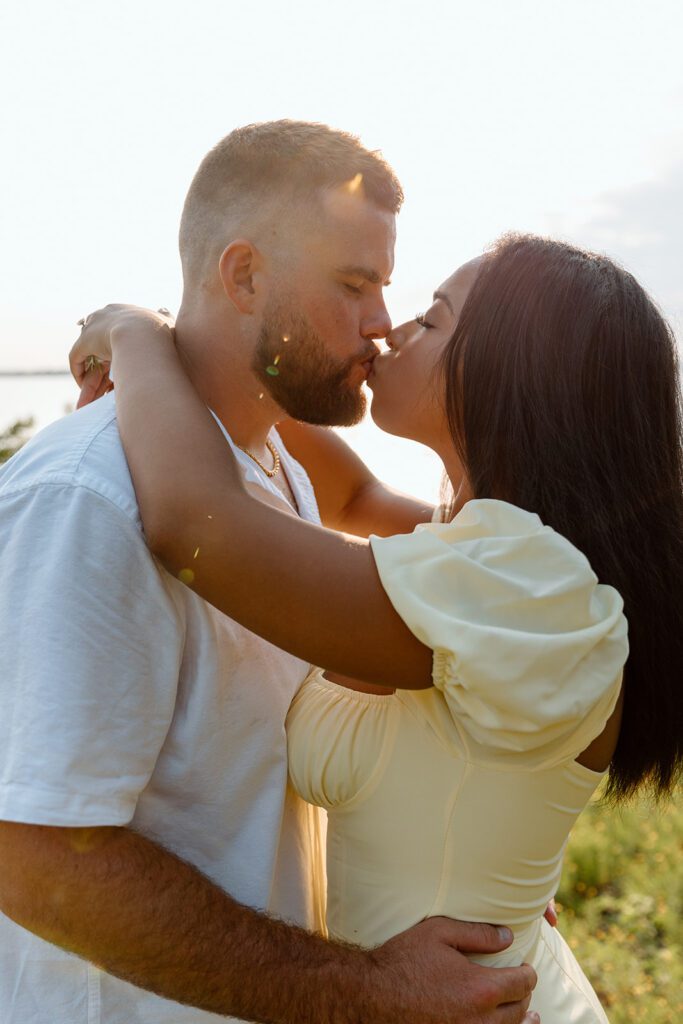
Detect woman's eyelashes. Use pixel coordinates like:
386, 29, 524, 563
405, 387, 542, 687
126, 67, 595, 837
344, 282, 363, 295
415, 312, 434, 329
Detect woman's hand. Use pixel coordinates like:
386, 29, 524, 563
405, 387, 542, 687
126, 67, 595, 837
69, 305, 175, 409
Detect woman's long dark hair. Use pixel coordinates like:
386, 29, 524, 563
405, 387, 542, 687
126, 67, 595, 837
441, 234, 683, 801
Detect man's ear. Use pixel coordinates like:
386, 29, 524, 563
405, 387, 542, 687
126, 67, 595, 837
218, 240, 263, 313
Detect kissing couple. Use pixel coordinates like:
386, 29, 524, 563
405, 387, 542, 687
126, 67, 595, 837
1, 120, 681, 1024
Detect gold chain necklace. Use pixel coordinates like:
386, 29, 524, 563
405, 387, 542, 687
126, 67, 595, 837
235, 438, 281, 478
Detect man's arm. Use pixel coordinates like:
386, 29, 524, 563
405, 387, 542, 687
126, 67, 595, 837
276, 420, 435, 537
0, 821, 537, 1024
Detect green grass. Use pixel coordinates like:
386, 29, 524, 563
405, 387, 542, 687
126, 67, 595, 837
556, 786, 682, 1023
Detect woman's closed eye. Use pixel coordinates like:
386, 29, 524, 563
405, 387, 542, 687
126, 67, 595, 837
415, 312, 434, 329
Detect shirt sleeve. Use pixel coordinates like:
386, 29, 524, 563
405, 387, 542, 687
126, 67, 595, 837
0, 482, 185, 826
370, 499, 628, 767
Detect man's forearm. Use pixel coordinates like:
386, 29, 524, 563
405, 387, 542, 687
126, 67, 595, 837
0, 822, 365, 1024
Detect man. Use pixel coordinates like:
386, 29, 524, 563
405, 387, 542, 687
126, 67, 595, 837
0, 121, 538, 1023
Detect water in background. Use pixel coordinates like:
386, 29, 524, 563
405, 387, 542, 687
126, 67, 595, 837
0, 375, 443, 504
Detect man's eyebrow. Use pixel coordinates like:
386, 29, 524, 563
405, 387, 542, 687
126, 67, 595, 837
336, 264, 392, 286
433, 290, 454, 314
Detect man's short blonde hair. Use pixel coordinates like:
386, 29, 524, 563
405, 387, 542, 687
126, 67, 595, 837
179, 120, 403, 287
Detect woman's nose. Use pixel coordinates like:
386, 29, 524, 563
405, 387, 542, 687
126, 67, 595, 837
385, 319, 414, 351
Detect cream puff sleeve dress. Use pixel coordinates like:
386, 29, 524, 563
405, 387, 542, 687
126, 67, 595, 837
287, 500, 628, 1024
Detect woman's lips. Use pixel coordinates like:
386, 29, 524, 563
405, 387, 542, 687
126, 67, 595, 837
367, 352, 390, 380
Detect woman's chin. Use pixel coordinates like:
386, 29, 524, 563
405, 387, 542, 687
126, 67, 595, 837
369, 396, 410, 440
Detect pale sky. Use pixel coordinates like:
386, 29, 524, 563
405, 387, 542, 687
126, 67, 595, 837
1, 0, 682, 369
1, 0, 682, 498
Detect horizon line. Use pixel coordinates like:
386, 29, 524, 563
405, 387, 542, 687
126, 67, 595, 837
0, 370, 70, 377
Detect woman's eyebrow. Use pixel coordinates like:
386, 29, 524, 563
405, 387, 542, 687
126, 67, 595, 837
433, 290, 454, 314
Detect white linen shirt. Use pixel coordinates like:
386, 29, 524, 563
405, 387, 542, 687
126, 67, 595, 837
0, 393, 326, 1023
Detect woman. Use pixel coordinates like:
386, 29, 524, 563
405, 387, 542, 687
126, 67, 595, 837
71, 234, 683, 1023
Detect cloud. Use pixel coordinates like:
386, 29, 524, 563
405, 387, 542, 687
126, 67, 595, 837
575, 164, 683, 336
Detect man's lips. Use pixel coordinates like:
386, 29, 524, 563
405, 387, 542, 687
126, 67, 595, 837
360, 348, 380, 379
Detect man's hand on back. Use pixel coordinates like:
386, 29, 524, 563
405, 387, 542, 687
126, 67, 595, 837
369, 917, 538, 1024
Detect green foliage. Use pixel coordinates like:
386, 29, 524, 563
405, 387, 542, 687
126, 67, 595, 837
0, 418, 34, 464
557, 786, 682, 1023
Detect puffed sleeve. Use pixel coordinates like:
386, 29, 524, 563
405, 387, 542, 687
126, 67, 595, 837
370, 499, 628, 767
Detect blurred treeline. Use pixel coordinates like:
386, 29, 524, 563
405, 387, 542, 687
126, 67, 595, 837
0, 418, 34, 464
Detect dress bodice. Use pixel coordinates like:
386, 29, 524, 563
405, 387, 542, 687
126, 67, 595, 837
286, 500, 627, 964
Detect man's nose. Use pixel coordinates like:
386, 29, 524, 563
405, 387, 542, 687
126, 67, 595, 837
361, 299, 392, 341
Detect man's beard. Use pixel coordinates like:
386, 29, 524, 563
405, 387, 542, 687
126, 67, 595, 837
252, 302, 369, 427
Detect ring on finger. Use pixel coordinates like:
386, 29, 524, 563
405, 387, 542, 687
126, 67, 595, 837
84, 355, 104, 373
